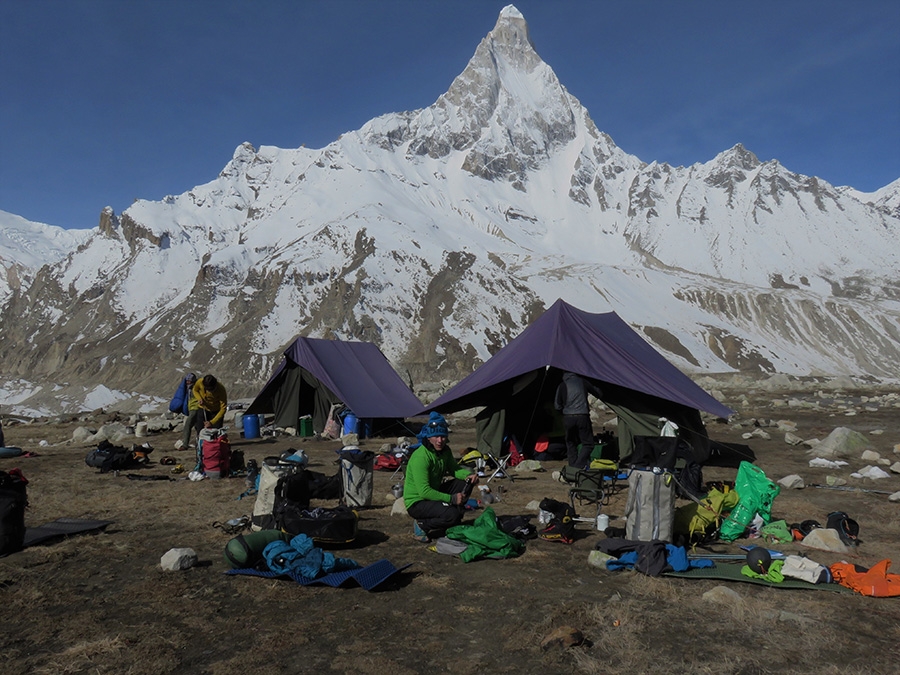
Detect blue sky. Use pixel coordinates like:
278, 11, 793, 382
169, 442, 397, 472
1, 0, 898, 231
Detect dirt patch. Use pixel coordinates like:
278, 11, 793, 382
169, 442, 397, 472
2, 398, 900, 674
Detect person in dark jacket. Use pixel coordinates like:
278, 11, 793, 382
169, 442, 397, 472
555, 371, 603, 469
170, 373, 200, 449
169, 373, 197, 416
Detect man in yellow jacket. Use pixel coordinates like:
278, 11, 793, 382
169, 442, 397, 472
193, 374, 228, 429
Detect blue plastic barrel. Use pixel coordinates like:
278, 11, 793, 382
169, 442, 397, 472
243, 413, 260, 439
342, 412, 358, 435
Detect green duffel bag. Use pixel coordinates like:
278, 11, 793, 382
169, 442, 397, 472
223, 529, 288, 569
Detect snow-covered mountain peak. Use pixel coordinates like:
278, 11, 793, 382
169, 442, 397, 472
713, 143, 762, 172
488, 4, 536, 67
1, 5, 899, 417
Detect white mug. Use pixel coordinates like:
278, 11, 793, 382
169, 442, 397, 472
596, 514, 610, 531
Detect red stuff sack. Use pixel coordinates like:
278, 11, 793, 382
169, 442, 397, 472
201, 437, 232, 479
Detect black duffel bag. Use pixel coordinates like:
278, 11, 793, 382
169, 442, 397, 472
275, 504, 358, 545
85, 440, 136, 473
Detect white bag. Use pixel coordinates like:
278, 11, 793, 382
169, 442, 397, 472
781, 555, 830, 584
251, 457, 303, 531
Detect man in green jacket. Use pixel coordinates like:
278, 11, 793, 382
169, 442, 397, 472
404, 411, 478, 541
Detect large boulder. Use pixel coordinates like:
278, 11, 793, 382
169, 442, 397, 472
809, 427, 872, 459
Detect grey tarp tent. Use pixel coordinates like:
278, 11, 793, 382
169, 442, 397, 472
421, 299, 734, 462
246, 337, 423, 436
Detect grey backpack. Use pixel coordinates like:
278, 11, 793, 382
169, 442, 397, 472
337, 447, 374, 508
624, 469, 675, 542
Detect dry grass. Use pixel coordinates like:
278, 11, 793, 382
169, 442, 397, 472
2, 401, 900, 674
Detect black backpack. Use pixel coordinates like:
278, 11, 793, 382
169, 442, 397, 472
627, 436, 693, 471
306, 470, 342, 501
826, 511, 860, 546
0, 469, 28, 556
85, 441, 135, 473
272, 471, 312, 533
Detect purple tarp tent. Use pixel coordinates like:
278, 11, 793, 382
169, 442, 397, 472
422, 299, 733, 459
247, 337, 423, 434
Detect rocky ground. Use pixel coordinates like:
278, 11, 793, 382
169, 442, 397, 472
1, 382, 899, 674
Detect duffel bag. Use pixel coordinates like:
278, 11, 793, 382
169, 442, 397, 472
0, 469, 28, 556
85, 441, 135, 473
277, 505, 358, 545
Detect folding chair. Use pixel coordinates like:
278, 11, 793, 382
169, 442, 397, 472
484, 451, 514, 483
568, 467, 608, 520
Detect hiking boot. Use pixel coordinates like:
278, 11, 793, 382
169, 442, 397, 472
412, 521, 430, 543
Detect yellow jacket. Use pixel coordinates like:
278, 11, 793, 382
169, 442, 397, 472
192, 380, 228, 426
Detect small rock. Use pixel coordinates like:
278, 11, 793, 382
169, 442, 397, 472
888, 491, 900, 503
702, 586, 742, 604
870, 429, 884, 435
778, 474, 804, 489
160, 547, 197, 571
541, 626, 584, 651
800, 529, 849, 553
526, 500, 543, 511
776, 420, 798, 432
71, 426, 96, 443
856, 465, 891, 480
514, 459, 543, 473
750, 428, 771, 440
390, 499, 408, 516
890, 462, 900, 474
784, 432, 804, 446
825, 475, 847, 486
861, 450, 881, 462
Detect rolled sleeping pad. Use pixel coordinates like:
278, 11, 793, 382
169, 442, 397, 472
223, 529, 289, 569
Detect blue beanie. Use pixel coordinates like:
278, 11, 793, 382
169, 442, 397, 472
418, 412, 449, 441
